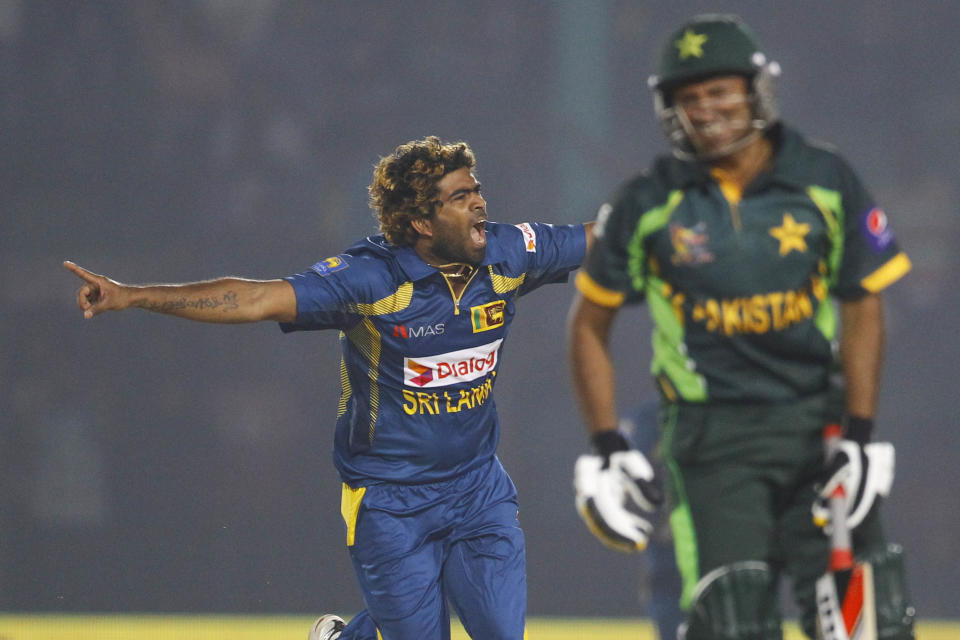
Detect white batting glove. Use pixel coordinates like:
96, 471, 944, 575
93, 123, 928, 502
574, 431, 663, 552
812, 438, 895, 532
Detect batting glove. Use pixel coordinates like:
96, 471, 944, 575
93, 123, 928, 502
812, 417, 895, 532
574, 430, 664, 552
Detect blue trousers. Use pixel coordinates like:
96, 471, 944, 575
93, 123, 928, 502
340, 456, 526, 640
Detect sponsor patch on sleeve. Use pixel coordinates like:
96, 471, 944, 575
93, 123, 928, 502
515, 222, 537, 252
310, 256, 349, 276
860, 208, 894, 253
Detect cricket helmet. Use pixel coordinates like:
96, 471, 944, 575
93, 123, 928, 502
648, 14, 781, 160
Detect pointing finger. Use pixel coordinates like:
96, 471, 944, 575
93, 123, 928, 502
63, 261, 99, 284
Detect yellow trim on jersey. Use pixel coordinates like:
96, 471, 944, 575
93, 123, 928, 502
860, 252, 912, 293
575, 270, 625, 308
340, 484, 367, 547
349, 281, 414, 316
345, 318, 382, 444
336, 348, 351, 419
488, 266, 526, 295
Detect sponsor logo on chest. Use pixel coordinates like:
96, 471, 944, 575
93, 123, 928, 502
403, 338, 503, 388
393, 323, 445, 338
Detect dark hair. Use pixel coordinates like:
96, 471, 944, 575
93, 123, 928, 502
369, 136, 476, 246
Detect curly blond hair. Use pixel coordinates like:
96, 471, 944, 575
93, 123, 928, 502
369, 136, 476, 246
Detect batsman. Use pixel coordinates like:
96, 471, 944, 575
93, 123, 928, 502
568, 14, 915, 640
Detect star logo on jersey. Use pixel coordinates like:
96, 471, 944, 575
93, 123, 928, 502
675, 29, 708, 60
769, 213, 810, 256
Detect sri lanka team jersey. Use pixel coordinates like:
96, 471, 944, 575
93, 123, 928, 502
281, 221, 586, 485
577, 123, 911, 404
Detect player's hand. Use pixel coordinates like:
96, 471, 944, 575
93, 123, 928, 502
64, 261, 130, 319
812, 423, 895, 532
573, 430, 663, 552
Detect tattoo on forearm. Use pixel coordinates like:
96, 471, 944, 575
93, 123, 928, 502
136, 291, 240, 314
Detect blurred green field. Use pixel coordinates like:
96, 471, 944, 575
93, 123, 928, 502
0, 615, 955, 640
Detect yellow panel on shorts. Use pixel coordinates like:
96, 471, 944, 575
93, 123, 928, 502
340, 483, 367, 547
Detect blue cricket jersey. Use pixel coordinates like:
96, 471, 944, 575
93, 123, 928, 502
281, 221, 587, 485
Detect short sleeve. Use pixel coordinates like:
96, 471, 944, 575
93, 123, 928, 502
832, 162, 911, 299
511, 222, 587, 295
279, 255, 360, 332
576, 186, 646, 308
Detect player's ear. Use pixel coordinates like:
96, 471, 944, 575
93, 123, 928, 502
411, 216, 432, 238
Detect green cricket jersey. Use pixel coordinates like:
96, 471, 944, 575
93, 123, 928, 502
577, 124, 911, 403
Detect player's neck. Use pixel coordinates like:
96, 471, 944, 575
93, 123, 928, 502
414, 243, 476, 277
708, 136, 773, 189
429, 261, 475, 280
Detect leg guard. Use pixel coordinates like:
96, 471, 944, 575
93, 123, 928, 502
680, 561, 782, 640
864, 543, 916, 640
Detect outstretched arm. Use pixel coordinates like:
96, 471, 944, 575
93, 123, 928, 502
567, 292, 620, 435
64, 261, 297, 323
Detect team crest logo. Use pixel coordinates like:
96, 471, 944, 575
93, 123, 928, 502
669, 223, 714, 265
310, 256, 349, 276
470, 300, 506, 333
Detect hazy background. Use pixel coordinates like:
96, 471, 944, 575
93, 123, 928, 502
3, 0, 957, 620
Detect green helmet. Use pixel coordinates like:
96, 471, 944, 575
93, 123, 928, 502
651, 14, 765, 91
648, 14, 781, 160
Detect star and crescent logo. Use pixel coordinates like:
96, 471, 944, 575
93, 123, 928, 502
675, 29, 708, 60
769, 213, 810, 256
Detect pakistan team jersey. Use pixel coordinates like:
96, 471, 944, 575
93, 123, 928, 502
282, 221, 586, 485
577, 123, 911, 403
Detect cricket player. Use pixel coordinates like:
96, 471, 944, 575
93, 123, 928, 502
67, 136, 592, 640
568, 15, 914, 639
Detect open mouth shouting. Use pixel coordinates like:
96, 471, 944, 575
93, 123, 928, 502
470, 218, 487, 249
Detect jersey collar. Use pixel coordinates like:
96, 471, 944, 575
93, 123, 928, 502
664, 123, 808, 194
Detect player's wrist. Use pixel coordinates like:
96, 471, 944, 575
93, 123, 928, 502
845, 415, 874, 445
122, 284, 149, 311
590, 429, 630, 459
